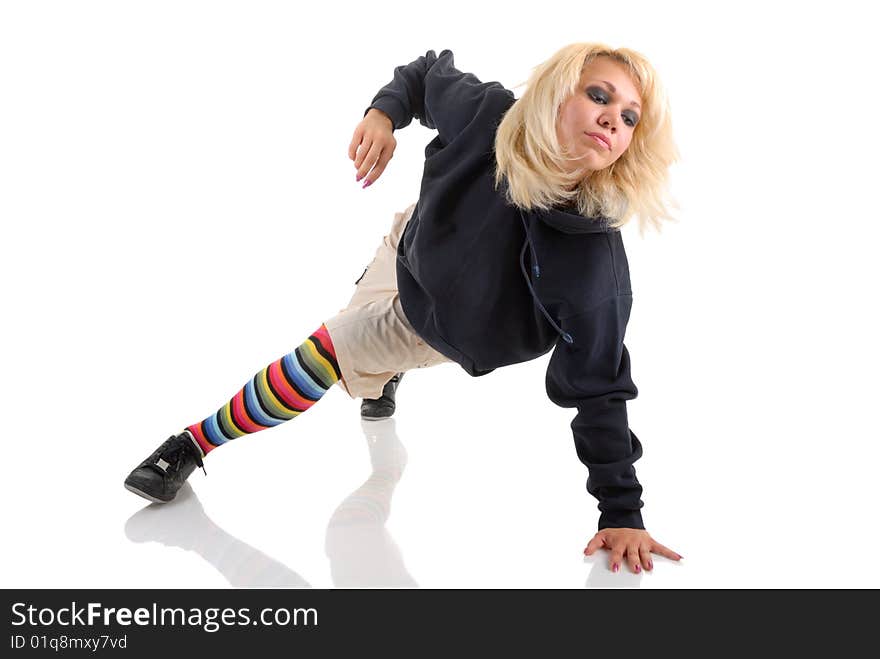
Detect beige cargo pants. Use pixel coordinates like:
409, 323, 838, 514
324, 202, 453, 400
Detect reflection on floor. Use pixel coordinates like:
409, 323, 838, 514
125, 414, 652, 588
125, 418, 416, 588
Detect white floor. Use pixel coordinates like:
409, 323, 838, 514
6, 359, 695, 589
4, 346, 878, 589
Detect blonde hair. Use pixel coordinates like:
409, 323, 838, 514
493, 42, 680, 235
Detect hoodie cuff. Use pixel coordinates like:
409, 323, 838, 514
598, 508, 645, 531
364, 97, 407, 131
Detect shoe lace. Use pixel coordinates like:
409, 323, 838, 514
157, 434, 207, 476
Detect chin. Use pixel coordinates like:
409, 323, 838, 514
579, 157, 606, 174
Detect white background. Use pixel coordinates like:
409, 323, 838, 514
1, 0, 878, 588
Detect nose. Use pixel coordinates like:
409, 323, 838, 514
600, 110, 619, 131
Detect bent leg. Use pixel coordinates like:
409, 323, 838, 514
325, 294, 451, 402
326, 202, 450, 402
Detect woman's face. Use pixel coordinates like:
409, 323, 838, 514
555, 56, 642, 175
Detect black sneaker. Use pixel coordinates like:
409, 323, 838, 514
361, 372, 404, 419
124, 430, 207, 504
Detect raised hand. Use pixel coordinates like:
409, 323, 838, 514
349, 108, 396, 188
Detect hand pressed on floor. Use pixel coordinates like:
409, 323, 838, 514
583, 528, 682, 573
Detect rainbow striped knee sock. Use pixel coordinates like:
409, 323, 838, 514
186, 323, 340, 456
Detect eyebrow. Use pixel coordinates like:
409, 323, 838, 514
594, 80, 641, 110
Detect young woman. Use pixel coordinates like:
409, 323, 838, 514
125, 43, 683, 574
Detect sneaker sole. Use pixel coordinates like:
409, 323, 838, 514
361, 409, 395, 419
124, 482, 173, 504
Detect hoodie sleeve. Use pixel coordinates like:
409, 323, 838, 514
364, 49, 507, 143
545, 294, 645, 531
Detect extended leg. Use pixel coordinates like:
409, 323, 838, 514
124, 323, 341, 503
187, 323, 341, 456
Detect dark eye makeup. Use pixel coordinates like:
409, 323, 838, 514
586, 86, 639, 127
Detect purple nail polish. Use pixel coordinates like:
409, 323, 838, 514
356, 174, 363, 182
362, 179, 372, 188
612, 563, 619, 573
635, 565, 641, 573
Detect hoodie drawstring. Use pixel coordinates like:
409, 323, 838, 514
519, 211, 573, 345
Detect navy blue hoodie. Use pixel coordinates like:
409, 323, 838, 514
364, 50, 644, 530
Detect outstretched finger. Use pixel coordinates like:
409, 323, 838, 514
627, 543, 643, 573
356, 143, 384, 181
348, 128, 363, 161
651, 541, 683, 561
365, 153, 392, 186
583, 533, 606, 556
608, 547, 624, 573
353, 143, 367, 171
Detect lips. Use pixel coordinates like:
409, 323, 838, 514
585, 132, 610, 150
